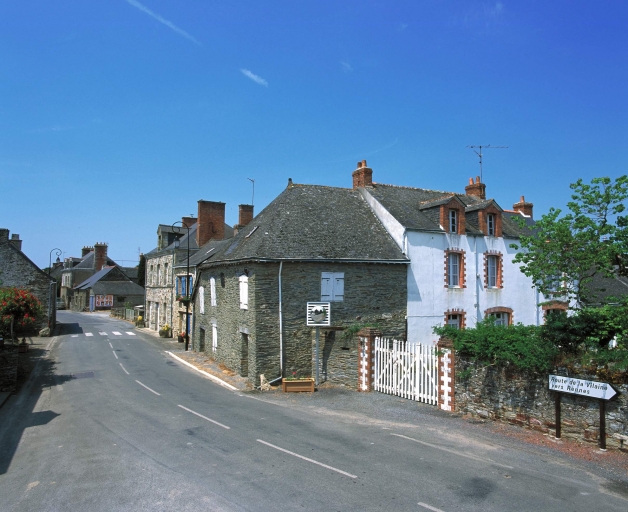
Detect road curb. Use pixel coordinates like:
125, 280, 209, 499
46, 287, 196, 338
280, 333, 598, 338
166, 351, 238, 391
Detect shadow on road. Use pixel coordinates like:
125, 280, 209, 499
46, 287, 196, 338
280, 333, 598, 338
58, 322, 84, 335
0, 342, 74, 475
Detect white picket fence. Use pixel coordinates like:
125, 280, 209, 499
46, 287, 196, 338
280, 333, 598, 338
373, 337, 438, 405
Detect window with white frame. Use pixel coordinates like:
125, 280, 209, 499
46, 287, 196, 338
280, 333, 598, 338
210, 277, 217, 306
212, 322, 218, 352
487, 255, 498, 288
487, 213, 496, 236
447, 314, 461, 329
321, 272, 344, 301
239, 275, 249, 309
157, 264, 162, 285
447, 253, 461, 287
449, 209, 458, 233
492, 312, 509, 326
199, 286, 205, 314
164, 263, 169, 284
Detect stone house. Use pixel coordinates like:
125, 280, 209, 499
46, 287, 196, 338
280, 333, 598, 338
72, 266, 145, 311
191, 183, 409, 388
0, 228, 56, 330
144, 201, 233, 335
352, 160, 552, 343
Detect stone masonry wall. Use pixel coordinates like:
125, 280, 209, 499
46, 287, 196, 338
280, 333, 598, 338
145, 253, 175, 330
0, 345, 18, 392
455, 357, 628, 449
194, 261, 407, 388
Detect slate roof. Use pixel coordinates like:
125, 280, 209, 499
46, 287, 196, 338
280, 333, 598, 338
366, 183, 530, 238
74, 266, 115, 290
176, 238, 231, 269
201, 184, 408, 266
74, 266, 145, 296
584, 270, 628, 305
72, 252, 117, 269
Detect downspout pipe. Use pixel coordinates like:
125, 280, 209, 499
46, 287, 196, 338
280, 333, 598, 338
278, 261, 284, 374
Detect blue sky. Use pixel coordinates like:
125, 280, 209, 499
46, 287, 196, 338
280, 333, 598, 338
1, 0, 626, 268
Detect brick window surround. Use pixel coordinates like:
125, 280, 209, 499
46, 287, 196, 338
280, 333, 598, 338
444, 249, 466, 288
478, 206, 503, 237
444, 309, 466, 329
485, 306, 513, 325
439, 200, 466, 235
484, 251, 504, 289
542, 301, 568, 321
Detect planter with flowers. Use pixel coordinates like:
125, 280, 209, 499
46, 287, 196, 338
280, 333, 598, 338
282, 372, 315, 392
177, 331, 186, 343
159, 324, 172, 338
176, 296, 192, 307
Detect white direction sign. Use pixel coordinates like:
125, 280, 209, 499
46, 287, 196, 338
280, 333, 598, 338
549, 374, 617, 400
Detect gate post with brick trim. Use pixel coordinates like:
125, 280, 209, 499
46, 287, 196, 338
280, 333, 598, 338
357, 328, 381, 391
438, 337, 455, 411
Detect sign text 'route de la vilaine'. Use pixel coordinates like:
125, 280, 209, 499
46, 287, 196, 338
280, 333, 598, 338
549, 375, 617, 400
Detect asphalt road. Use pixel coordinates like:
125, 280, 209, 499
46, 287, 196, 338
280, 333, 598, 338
0, 311, 626, 511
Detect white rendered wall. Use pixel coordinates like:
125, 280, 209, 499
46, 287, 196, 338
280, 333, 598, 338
406, 230, 543, 344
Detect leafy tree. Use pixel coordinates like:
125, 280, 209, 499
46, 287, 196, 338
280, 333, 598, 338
511, 176, 628, 305
137, 253, 146, 288
0, 288, 43, 340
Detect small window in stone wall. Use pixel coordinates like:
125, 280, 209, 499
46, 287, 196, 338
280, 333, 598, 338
210, 277, 216, 306
239, 275, 248, 309
321, 272, 344, 301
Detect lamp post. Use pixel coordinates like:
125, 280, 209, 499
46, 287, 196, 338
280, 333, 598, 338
49, 248, 62, 276
172, 221, 190, 351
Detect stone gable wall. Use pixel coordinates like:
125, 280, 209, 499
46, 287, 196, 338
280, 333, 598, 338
455, 357, 628, 449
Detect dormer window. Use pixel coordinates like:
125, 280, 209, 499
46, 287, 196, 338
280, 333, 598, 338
487, 214, 496, 236
449, 210, 458, 233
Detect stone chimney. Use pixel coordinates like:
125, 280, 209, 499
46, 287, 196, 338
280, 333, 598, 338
513, 195, 533, 219
352, 160, 373, 189
197, 200, 226, 247
233, 205, 254, 236
82, 246, 93, 257
465, 176, 486, 200
93, 243, 108, 272
182, 216, 197, 229
9, 234, 22, 252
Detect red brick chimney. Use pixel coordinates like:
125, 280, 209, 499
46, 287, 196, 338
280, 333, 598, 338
9, 234, 22, 252
197, 200, 225, 246
182, 216, 197, 229
465, 176, 486, 200
93, 243, 108, 272
82, 246, 93, 257
239, 204, 254, 227
352, 160, 373, 189
513, 195, 533, 219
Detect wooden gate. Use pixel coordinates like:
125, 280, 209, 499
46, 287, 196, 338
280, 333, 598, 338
373, 337, 438, 405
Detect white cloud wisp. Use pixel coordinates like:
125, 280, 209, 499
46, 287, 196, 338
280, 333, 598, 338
240, 69, 268, 87
124, 0, 201, 46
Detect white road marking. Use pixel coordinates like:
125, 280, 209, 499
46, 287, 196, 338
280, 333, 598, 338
256, 439, 357, 478
391, 434, 513, 469
71, 335, 78, 338
418, 503, 446, 512
109, 342, 113, 349
112, 331, 122, 336
135, 380, 160, 396
112, 351, 118, 360
99, 332, 107, 336
85, 333, 94, 337
166, 351, 237, 391
178, 405, 230, 430
119, 363, 129, 375
126, 332, 136, 336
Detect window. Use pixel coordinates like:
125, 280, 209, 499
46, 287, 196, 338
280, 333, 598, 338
210, 277, 217, 306
157, 264, 162, 285
447, 314, 461, 328
164, 263, 169, 284
449, 209, 457, 233
485, 307, 513, 326
447, 253, 460, 287
199, 286, 205, 314
321, 272, 344, 301
212, 323, 218, 352
239, 275, 249, 309
487, 214, 495, 236
484, 252, 503, 289
445, 309, 466, 329
188, 276, 193, 296
179, 276, 187, 296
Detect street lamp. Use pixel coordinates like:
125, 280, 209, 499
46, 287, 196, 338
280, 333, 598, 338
49, 248, 62, 275
172, 221, 190, 351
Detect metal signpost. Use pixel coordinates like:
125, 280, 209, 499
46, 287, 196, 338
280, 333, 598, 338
307, 302, 331, 387
549, 375, 618, 450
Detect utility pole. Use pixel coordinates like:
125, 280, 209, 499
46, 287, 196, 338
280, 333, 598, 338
466, 145, 508, 182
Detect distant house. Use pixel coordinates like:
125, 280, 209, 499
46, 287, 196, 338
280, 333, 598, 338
0, 228, 56, 330
72, 266, 145, 311
191, 182, 408, 388
144, 201, 234, 335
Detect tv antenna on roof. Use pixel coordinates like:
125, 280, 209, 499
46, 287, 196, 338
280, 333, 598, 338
467, 145, 508, 182
247, 178, 255, 206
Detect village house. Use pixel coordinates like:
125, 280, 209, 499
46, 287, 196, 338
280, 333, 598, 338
144, 201, 233, 335
191, 182, 409, 388
0, 228, 56, 331
72, 266, 145, 312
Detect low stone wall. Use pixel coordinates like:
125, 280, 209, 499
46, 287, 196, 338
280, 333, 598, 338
0, 344, 19, 392
455, 357, 628, 449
